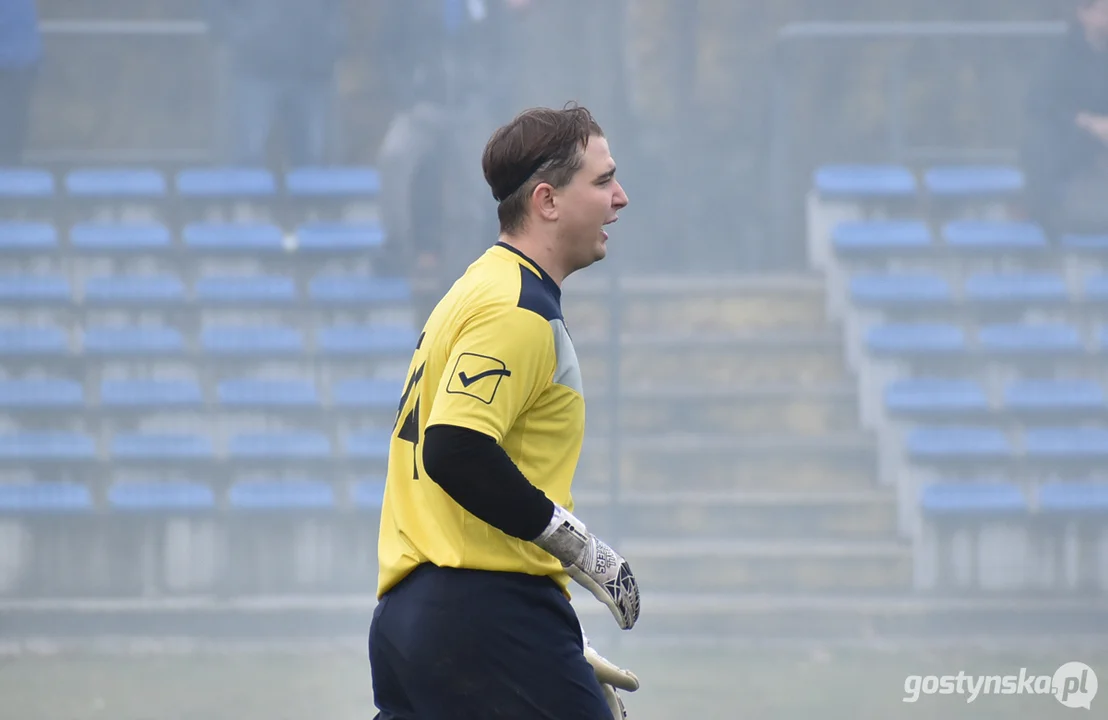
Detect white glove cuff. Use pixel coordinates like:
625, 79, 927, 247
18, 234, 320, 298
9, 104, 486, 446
533, 504, 589, 565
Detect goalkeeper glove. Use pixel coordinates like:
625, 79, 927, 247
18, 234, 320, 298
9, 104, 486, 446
583, 631, 639, 720
533, 505, 640, 630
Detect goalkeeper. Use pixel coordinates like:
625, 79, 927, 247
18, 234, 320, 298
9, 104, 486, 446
368, 103, 639, 719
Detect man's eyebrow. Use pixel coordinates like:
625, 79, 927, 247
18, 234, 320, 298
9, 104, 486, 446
594, 166, 617, 183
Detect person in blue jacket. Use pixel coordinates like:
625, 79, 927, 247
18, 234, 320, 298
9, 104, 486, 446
0, 0, 42, 165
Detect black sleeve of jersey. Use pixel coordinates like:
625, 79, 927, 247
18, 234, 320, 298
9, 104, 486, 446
422, 424, 556, 541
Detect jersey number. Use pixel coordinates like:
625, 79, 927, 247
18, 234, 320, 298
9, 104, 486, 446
394, 361, 425, 479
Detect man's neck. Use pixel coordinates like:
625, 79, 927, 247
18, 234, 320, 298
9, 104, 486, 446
498, 234, 567, 286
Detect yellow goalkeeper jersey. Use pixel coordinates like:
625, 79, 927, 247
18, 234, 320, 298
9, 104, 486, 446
376, 242, 586, 598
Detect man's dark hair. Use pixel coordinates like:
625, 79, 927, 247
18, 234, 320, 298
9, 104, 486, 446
482, 103, 604, 235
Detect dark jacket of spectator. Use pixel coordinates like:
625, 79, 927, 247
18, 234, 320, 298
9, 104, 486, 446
208, 0, 345, 79
378, 0, 518, 114
0, 0, 42, 69
1022, 22, 1108, 223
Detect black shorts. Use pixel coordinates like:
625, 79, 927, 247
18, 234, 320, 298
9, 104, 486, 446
369, 564, 612, 720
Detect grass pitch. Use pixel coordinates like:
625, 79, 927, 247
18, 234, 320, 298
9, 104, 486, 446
0, 639, 1102, 720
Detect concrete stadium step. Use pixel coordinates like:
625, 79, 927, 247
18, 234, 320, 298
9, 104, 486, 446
577, 330, 849, 389
6, 594, 1106, 643
585, 385, 859, 436
563, 274, 829, 336
573, 594, 1108, 642
574, 432, 877, 494
574, 490, 897, 541
620, 538, 912, 594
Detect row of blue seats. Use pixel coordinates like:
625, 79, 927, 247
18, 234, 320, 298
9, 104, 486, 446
0, 479, 384, 512
887, 378, 1108, 417
815, 165, 1023, 200
7, 478, 1105, 515
0, 167, 379, 200
0, 324, 417, 357
832, 220, 1102, 256
908, 425, 1108, 461
868, 323, 1108, 357
0, 222, 383, 253
0, 378, 400, 410
921, 481, 1108, 516
0, 431, 391, 462
0, 274, 410, 305
853, 272, 1108, 309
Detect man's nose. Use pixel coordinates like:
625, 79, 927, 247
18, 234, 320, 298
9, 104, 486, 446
613, 181, 629, 209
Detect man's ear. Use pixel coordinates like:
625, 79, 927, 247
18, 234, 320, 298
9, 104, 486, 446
532, 182, 558, 222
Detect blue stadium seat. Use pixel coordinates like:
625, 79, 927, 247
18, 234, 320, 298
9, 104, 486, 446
317, 325, 418, 356
175, 168, 276, 197
108, 481, 215, 511
83, 326, 184, 356
906, 426, 1011, 462
1081, 274, 1108, 303
201, 325, 303, 356
84, 275, 185, 306
963, 273, 1069, 306
0, 275, 70, 304
942, 221, 1047, 253
285, 167, 380, 197
831, 220, 932, 258
1023, 427, 1108, 461
923, 166, 1024, 197
1004, 380, 1105, 415
920, 481, 1027, 515
0, 481, 92, 513
227, 432, 331, 460
70, 223, 171, 252
0, 168, 54, 198
0, 379, 83, 409
977, 324, 1084, 356
309, 275, 412, 304
228, 479, 335, 510
183, 223, 284, 253
1038, 482, 1108, 513
65, 168, 166, 197
295, 222, 385, 252
866, 323, 967, 357
111, 434, 214, 461
344, 430, 391, 460
812, 165, 917, 198
331, 378, 402, 409
1061, 234, 1108, 254
884, 379, 989, 418
0, 222, 56, 251
100, 379, 203, 409
352, 478, 386, 508
195, 275, 297, 305
0, 326, 68, 357
0, 432, 96, 461
217, 379, 318, 408
849, 273, 952, 309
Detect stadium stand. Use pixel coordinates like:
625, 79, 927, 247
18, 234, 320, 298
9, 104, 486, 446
0, 164, 402, 598
811, 162, 1108, 596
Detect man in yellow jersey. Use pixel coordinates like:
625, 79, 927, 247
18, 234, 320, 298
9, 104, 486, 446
368, 103, 640, 720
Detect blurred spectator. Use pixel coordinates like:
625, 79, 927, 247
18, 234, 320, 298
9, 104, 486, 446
1022, 0, 1108, 235
207, 0, 345, 168
376, 0, 531, 323
0, 0, 42, 165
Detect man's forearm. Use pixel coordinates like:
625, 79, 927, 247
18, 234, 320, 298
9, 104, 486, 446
422, 424, 555, 541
